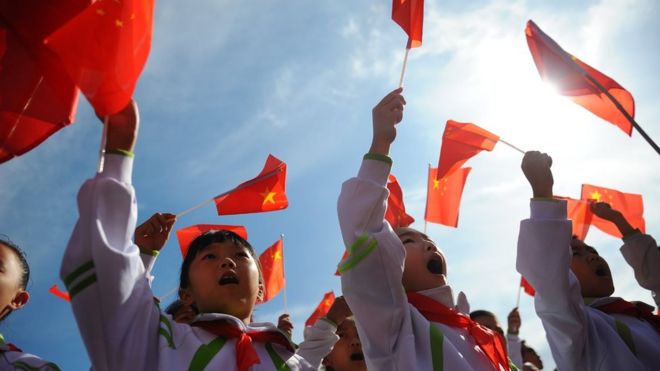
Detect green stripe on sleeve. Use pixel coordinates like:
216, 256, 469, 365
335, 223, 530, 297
188, 337, 226, 371
68, 274, 97, 300
363, 153, 393, 165
338, 239, 377, 274
12, 360, 61, 371
614, 320, 637, 356
159, 315, 175, 349
63, 260, 95, 287
429, 324, 444, 371
265, 343, 292, 371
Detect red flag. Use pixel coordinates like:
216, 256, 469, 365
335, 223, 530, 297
581, 184, 645, 238
520, 277, 535, 296
525, 20, 634, 136
437, 120, 499, 180
556, 196, 593, 240
334, 249, 349, 276
0, 0, 86, 163
49, 284, 71, 302
44, 0, 155, 116
425, 166, 471, 227
214, 154, 288, 215
176, 224, 248, 258
385, 174, 415, 229
392, 0, 424, 48
305, 291, 335, 327
258, 239, 285, 303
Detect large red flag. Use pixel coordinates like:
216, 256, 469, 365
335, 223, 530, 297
385, 174, 415, 229
49, 284, 71, 302
258, 239, 285, 303
305, 291, 335, 327
176, 224, 248, 258
392, 0, 424, 48
0, 0, 86, 163
437, 120, 499, 180
44, 0, 155, 116
525, 20, 634, 136
425, 166, 471, 227
214, 154, 288, 215
581, 184, 645, 238
520, 277, 535, 296
556, 196, 593, 240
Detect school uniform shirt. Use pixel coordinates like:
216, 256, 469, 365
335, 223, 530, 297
337, 155, 504, 371
619, 232, 660, 307
0, 334, 59, 370
517, 199, 660, 371
60, 154, 314, 371
296, 318, 339, 369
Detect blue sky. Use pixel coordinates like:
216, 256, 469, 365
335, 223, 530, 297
1, 0, 659, 369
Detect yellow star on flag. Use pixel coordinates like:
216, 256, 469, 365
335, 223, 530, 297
273, 250, 282, 260
590, 191, 602, 201
433, 178, 440, 190
260, 188, 277, 205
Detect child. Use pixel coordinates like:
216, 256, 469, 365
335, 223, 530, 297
520, 341, 543, 370
470, 308, 524, 369
61, 101, 313, 370
0, 237, 60, 370
297, 296, 366, 371
517, 151, 660, 370
337, 88, 510, 370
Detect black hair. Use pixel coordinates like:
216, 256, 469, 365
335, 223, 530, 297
179, 230, 258, 291
164, 300, 183, 316
0, 235, 29, 289
469, 309, 496, 321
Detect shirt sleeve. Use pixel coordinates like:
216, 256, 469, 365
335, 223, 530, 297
516, 199, 587, 371
296, 318, 339, 368
60, 155, 161, 371
337, 156, 414, 369
506, 333, 523, 369
619, 232, 660, 306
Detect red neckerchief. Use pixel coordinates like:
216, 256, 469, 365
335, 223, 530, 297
192, 320, 293, 371
594, 298, 660, 332
407, 292, 509, 371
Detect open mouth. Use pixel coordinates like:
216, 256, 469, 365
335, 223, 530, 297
218, 272, 239, 285
426, 257, 444, 275
595, 265, 610, 277
350, 352, 364, 361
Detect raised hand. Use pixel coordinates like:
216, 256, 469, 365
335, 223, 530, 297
325, 296, 351, 326
591, 202, 635, 236
507, 307, 521, 335
103, 100, 140, 153
134, 212, 177, 252
370, 88, 406, 155
521, 151, 553, 198
277, 313, 294, 338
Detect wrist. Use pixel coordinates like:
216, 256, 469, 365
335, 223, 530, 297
532, 186, 552, 198
369, 139, 391, 156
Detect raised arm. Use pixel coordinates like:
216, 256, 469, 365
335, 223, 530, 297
516, 151, 587, 370
134, 212, 177, 283
61, 101, 162, 370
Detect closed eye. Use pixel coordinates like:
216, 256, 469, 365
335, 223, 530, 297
402, 239, 414, 244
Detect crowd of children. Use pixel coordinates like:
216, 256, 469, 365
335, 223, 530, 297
1, 88, 658, 370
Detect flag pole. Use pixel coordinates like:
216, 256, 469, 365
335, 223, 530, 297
158, 286, 179, 302
398, 47, 410, 88
1, 76, 44, 153
423, 163, 431, 234
581, 72, 660, 155
176, 198, 215, 218
280, 233, 289, 315
97, 116, 109, 173
516, 282, 522, 308
498, 138, 526, 154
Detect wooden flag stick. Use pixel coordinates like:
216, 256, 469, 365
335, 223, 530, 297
97, 116, 109, 173
176, 197, 215, 218
516, 281, 523, 308
423, 163, 431, 234
280, 233, 289, 315
398, 48, 411, 88
498, 138, 526, 154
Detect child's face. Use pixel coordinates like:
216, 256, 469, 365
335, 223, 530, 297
395, 228, 447, 292
323, 318, 366, 371
181, 241, 261, 323
570, 238, 614, 298
0, 244, 28, 318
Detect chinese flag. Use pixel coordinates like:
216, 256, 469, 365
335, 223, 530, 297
0, 0, 86, 163
392, 0, 424, 48
520, 277, 535, 296
581, 184, 645, 238
334, 249, 349, 276
214, 154, 289, 215
44, 0, 155, 116
525, 20, 634, 136
49, 284, 71, 302
557, 196, 593, 240
258, 239, 285, 303
385, 174, 415, 229
176, 224, 248, 258
425, 166, 471, 227
305, 291, 335, 327
437, 120, 499, 180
